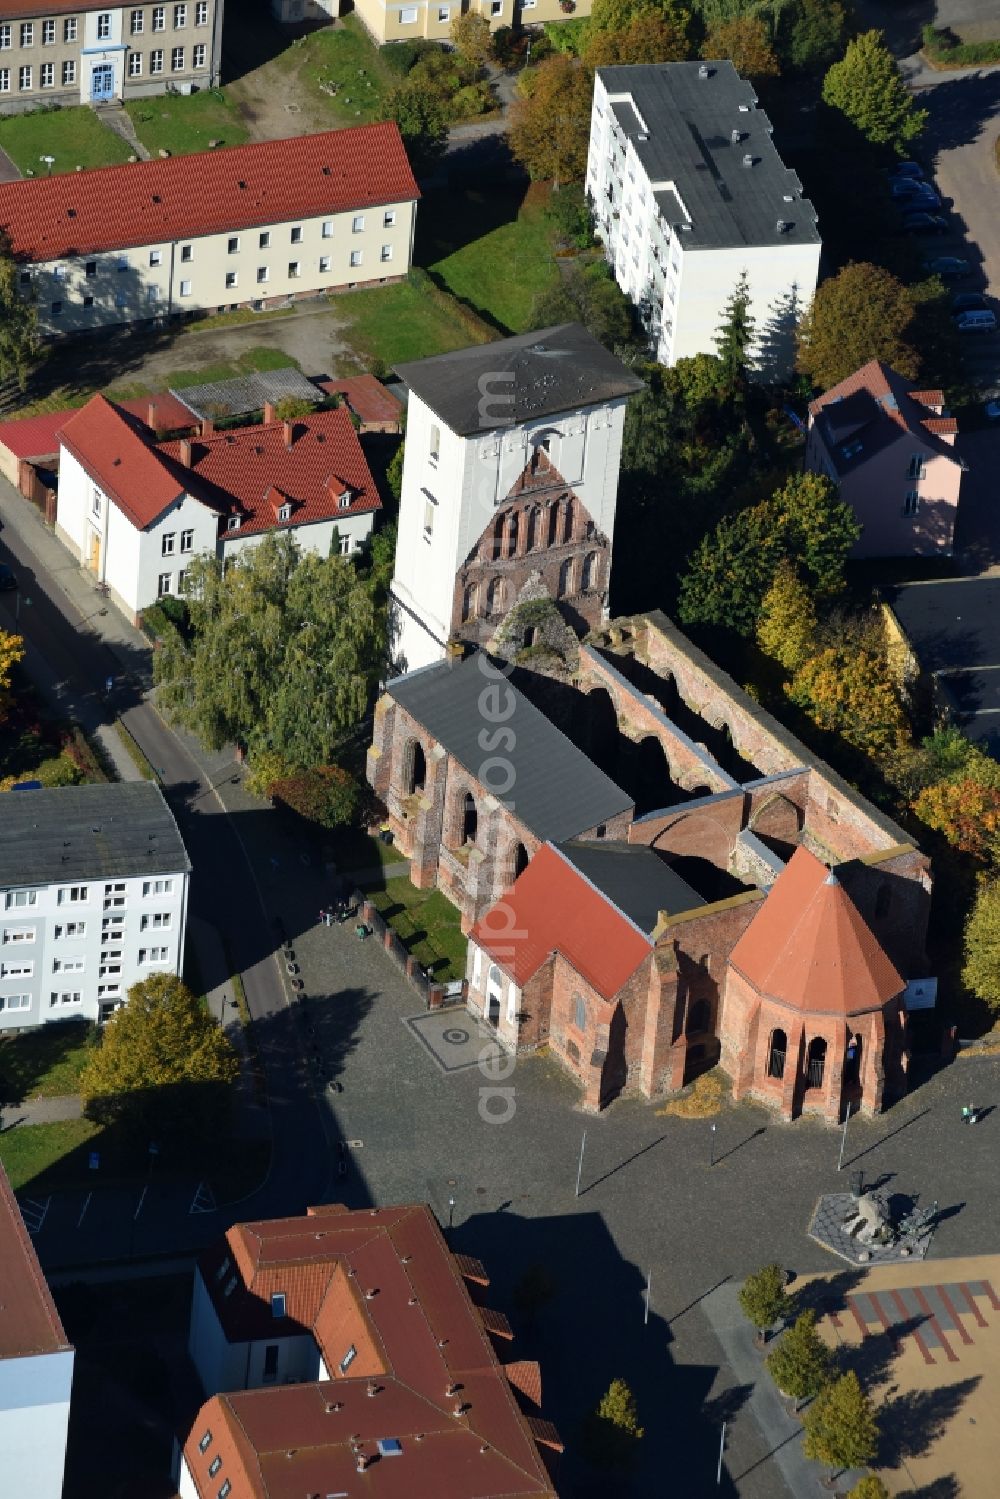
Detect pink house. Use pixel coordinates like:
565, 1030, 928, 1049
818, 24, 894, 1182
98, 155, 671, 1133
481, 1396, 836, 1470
805, 360, 966, 557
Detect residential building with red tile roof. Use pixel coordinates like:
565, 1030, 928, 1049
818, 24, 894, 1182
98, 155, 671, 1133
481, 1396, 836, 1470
2, 123, 418, 336
0, 3, 224, 115
0, 1161, 74, 1498
805, 359, 966, 558
55, 395, 381, 622
318, 374, 403, 432
0, 391, 196, 488
178, 1202, 559, 1499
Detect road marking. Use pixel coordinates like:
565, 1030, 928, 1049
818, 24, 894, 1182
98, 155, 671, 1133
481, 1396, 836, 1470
18, 1195, 50, 1234
189, 1181, 217, 1215
133, 1185, 149, 1221
76, 1192, 92, 1229
347, 1140, 364, 1149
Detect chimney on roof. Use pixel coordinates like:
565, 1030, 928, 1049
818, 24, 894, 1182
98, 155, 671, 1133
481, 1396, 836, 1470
179, 438, 192, 468
283, 420, 296, 449
263, 401, 276, 424
201, 416, 214, 437
356, 1455, 370, 1473
147, 400, 157, 428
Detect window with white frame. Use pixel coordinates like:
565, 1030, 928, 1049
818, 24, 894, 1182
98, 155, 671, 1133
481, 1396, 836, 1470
153, 5, 165, 29
19, 66, 31, 90
50, 992, 82, 1007
40, 62, 53, 86
180, 529, 194, 553
42, 18, 55, 43
257, 266, 269, 283
288, 261, 300, 279
129, 52, 142, 76
227, 236, 239, 254
178, 567, 187, 591
352, 214, 364, 233
438, 5, 449, 18
338, 491, 351, 509
20, 23, 32, 46
57, 886, 89, 906
290, 225, 303, 244
97, 12, 111, 40
179, 278, 191, 296
91, 488, 102, 517
350, 250, 362, 268
399, 6, 417, 20
62, 60, 75, 85
1, 961, 33, 979
225, 270, 237, 289
383, 210, 396, 227
259, 230, 270, 249
139, 946, 170, 964
380, 245, 392, 262
141, 912, 172, 931
226, 515, 241, 531
158, 573, 172, 596
143, 878, 174, 898
490, 1, 502, 13
131, 8, 144, 32
53, 922, 86, 940
193, 41, 205, 66
338, 534, 350, 556
151, 48, 164, 72
3, 927, 35, 944
104, 883, 126, 902
161, 532, 176, 557
174, 2, 187, 24
197, 0, 208, 21
0, 995, 30, 1012
0, 25, 10, 48
319, 256, 331, 273
149, 248, 162, 267
0, 70, 11, 93
180, 243, 193, 262
171, 45, 183, 69
318, 222, 332, 242
52, 957, 84, 975
64, 17, 77, 40
99, 962, 122, 977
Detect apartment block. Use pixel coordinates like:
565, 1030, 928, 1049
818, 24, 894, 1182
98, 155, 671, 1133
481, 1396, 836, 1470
0, 122, 419, 336
0, 0, 223, 111
349, 0, 591, 46
0, 782, 190, 1028
586, 61, 821, 376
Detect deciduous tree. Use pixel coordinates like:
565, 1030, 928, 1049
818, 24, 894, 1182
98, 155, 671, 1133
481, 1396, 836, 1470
703, 15, 779, 78
450, 10, 493, 70
796, 262, 920, 390
822, 30, 927, 151
914, 777, 1000, 864
0, 628, 24, 718
765, 1309, 832, 1404
584, 13, 689, 67
786, 646, 909, 757
774, 471, 860, 596
80, 973, 238, 1138
738, 1263, 792, 1343
785, 0, 846, 74
509, 55, 593, 186
847, 1476, 890, 1499
0, 230, 39, 390
963, 879, 1000, 1014
590, 0, 690, 35
803, 1371, 879, 1479
381, 79, 449, 173
154, 533, 382, 769
270, 765, 360, 830
756, 560, 817, 671
531, 261, 634, 350
581, 1378, 645, 1468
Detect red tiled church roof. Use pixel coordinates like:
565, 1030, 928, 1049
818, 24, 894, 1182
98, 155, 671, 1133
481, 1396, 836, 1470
471, 843, 652, 1000
729, 846, 902, 1016
0, 123, 419, 262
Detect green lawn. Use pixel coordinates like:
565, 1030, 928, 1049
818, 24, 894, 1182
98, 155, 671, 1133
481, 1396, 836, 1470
420, 184, 562, 335
337, 271, 494, 371
228, 17, 395, 131
368, 877, 467, 981
0, 1118, 101, 1191
162, 343, 298, 390
125, 90, 250, 158
0, 105, 132, 174
0, 1021, 95, 1102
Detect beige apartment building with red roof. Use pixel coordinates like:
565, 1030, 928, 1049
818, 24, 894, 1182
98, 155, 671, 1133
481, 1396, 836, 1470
178, 1202, 561, 1499
0, 123, 418, 335
0, 1162, 74, 1497
55, 394, 381, 619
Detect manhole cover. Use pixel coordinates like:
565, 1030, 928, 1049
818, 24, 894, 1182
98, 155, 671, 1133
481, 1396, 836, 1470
442, 1027, 470, 1045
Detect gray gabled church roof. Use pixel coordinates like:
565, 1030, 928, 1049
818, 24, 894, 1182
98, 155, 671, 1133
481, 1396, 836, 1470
0, 782, 191, 887
559, 839, 705, 935
394, 323, 645, 436
387, 652, 635, 842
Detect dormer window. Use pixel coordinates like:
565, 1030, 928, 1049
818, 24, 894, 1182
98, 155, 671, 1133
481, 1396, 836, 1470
226, 515, 241, 532
840, 439, 863, 461
271, 1292, 286, 1318
338, 491, 351, 509
278, 503, 291, 523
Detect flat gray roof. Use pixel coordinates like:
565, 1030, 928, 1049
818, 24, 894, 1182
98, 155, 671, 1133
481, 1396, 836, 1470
0, 782, 191, 887
598, 61, 820, 251
394, 323, 644, 437
171, 368, 322, 421
560, 840, 704, 935
387, 653, 634, 842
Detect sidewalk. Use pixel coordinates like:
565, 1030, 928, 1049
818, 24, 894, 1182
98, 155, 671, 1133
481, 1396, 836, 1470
0, 1093, 83, 1128
187, 914, 271, 1143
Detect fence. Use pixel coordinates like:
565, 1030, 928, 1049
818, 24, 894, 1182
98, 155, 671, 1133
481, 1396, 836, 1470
349, 888, 461, 1011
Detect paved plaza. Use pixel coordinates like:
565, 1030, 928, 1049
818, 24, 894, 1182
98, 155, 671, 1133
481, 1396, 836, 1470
404, 1006, 503, 1074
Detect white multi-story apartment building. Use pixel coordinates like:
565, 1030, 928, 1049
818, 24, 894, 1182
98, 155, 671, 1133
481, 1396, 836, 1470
0, 1163, 74, 1498
587, 61, 821, 376
390, 323, 644, 673
0, 0, 223, 111
0, 782, 190, 1028
0, 122, 419, 336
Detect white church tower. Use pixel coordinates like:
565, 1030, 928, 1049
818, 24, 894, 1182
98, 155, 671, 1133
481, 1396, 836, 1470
389, 324, 645, 673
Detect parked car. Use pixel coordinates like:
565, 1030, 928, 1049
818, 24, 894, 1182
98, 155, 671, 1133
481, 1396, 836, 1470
956, 310, 997, 334
901, 212, 948, 235
984, 398, 1000, 420
890, 161, 924, 180
890, 180, 940, 206
952, 292, 987, 315
923, 256, 971, 279
0, 564, 16, 592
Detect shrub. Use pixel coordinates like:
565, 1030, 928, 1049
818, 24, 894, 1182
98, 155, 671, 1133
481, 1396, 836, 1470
581, 1378, 644, 1468
738, 1264, 791, 1341
270, 765, 360, 830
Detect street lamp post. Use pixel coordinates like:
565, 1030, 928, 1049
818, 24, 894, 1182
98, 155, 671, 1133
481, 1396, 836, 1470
709, 1122, 717, 1167
448, 1196, 455, 1231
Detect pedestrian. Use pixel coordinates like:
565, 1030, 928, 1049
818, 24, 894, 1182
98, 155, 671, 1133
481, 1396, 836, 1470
846, 1035, 858, 1078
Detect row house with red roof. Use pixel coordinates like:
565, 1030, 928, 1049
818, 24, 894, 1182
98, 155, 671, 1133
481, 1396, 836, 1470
806, 359, 966, 557
178, 1203, 561, 1499
0, 123, 418, 335
56, 393, 381, 620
